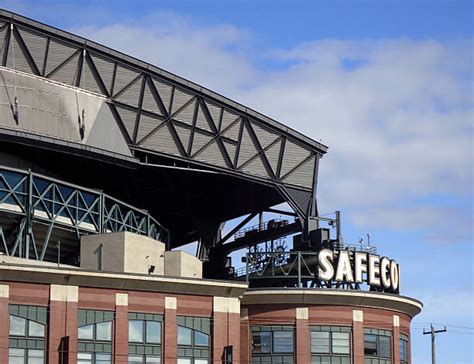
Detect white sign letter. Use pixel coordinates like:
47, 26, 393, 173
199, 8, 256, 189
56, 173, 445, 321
355, 252, 368, 283
335, 251, 354, 283
368, 255, 381, 286
318, 249, 334, 281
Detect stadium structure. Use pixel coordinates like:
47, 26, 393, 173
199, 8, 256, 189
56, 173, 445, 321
0, 9, 421, 364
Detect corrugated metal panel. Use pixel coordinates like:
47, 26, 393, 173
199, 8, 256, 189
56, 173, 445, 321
251, 120, 280, 149
170, 87, 193, 115
6, 35, 32, 74
141, 123, 181, 156
116, 77, 142, 107
281, 155, 315, 189
223, 140, 237, 163
173, 99, 195, 125
205, 100, 222, 127
81, 59, 102, 94
242, 155, 269, 178
237, 123, 258, 167
113, 64, 140, 96
136, 113, 164, 143
141, 82, 161, 115
264, 139, 282, 174
221, 117, 241, 141
45, 39, 79, 76
195, 104, 212, 132
152, 78, 172, 114
221, 108, 239, 132
0, 26, 6, 62
191, 130, 212, 156
90, 53, 115, 95
115, 106, 137, 141
174, 123, 192, 151
17, 27, 47, 73
195, 141, 227, 168
280, 139, 312, 177
48, 54, 79, 86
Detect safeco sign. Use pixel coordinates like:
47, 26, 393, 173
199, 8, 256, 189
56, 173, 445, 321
318, 249, 400, 293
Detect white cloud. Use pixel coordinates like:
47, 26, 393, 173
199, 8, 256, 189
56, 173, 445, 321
70, 13, 472, 242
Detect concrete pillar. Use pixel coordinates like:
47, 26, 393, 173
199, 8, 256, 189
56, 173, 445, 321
393, 315, 400, 364
352, 310, 364, 364
240, 308, 250, 364
213, 297, 241, 364
295, 307, 310, 364
0, 285, 9, 364
164, 297, 177, 364
49, 285, 78, 364
115, 294, 129, 364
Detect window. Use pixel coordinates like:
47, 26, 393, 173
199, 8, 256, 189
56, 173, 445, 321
310, 326, 351, 364
400, 334, 408, 363
8, 305, 47, 364
177, 316, 211, 364
364, 329, 392, 364
251, 326, 294, 364
128, 313, 163, 364
77, 310, 114, 364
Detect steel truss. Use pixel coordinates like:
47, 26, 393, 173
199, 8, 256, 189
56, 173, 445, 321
0, 12, 327, 222
0, 166, 168, 260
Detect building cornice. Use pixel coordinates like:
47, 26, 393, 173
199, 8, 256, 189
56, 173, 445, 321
242, 288, 423, 318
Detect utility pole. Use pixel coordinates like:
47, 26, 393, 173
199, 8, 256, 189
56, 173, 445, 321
423, 323, 447, 364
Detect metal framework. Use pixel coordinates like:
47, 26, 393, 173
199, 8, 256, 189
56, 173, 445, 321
0, 166, 168, 260
0, 10, 327, 222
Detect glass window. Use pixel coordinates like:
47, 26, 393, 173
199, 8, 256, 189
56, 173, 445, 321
9, 316, 26, 336
96, 322, 112, 341
194, 331, 209, 347
178, 326, 192, 346
177, 316, 210, 364
78, 324, 94, 340
146, 321, 161, 344
273, 331, 294, 353
77, 352, 93, 364
194, 360, 208, 364
28, 349, 44, 364
28, 321, 45, 338
96, 353, 112, 364
364, 330, 392, 360
311, 331, 330, 353
379, 336, 391, 358
145, 357, 161, 363
129, 320, 144, 343
8, 348, 24, 364
128, 355, 142, 364
400, 337, 408, 362
252, 331, 272, 353
364, 334, 377, 355
332, 332, 350, 354
177, 359, 191, 364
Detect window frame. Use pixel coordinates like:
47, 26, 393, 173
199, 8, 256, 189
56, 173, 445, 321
310, 326, 351, 363
176, 316, 211, 364
363, 329, 392, 360
8, 305, 47, 364
128, 313, 163, 364
251, 326, 295, 363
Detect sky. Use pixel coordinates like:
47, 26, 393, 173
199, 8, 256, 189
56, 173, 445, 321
2, 0, 473, 362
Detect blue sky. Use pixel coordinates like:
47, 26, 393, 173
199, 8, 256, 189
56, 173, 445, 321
3, 0, 473, 362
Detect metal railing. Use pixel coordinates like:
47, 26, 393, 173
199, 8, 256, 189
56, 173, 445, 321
0, 166, 168, 259
234, 219, 289, 239
238, 247, 377, 288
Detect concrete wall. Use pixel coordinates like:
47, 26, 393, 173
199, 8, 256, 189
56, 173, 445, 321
80, 232, 165, 275
164, 251, 202, 278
